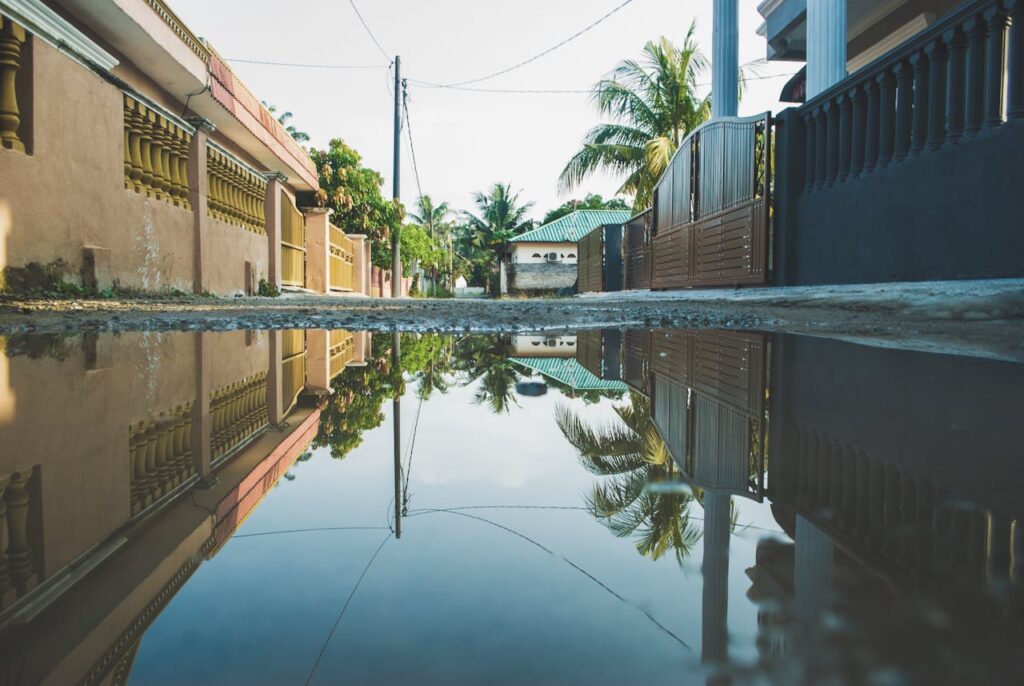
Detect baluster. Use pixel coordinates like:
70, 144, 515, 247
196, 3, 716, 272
876, 71, 896, 166
813, 107, 827, 189
1009, 0, 1024, 119
926, 38, 948, 150
984, 7, 1010, 127
909, 50, 930, 155
837, 93, 852, 181
5, 471, 37, 594
946, 28, 968, 142
148, 111, 166, 200
825, 101, 839, 185
862, 81, 879, 173
159, 118, 174, 202
129, 423, 143, 515
126, 98, 144, 192
965, 17, 988, 134
177, 129, 192, 209
893, 61, 914, 160
0, 481, 14, 607
165, 124, 182, 205
123, 104, 132, 186
155, 414, 174, 495
138, 105, 155, 195
143, 422, 160, 503
849, 85, 866, 177
207, 150, 219, 220
0, 18, 27, 152
854, 453, 870, 537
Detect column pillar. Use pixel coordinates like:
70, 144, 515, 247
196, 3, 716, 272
806, 0, 848, 99
306, 330, 331, 392
712, 0, 739, 118
349, 234, 370, 296
264, 173, 288, 291
266, 330, 284, 426
303, 208, 331, 294
186, 118, 215, 294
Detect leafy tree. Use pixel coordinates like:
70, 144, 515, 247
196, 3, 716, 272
559, 24, 713, 210
309, 139, 404, 269
542, 194, 630, 225
555, 395, 703, 564
262, 102, 311, 143
408, 195, 452, 239
464, 183, 535, 293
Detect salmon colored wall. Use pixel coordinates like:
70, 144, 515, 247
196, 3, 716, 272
203, 217, 267, 295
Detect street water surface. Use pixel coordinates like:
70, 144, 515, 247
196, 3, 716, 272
0, 329, 1021, 685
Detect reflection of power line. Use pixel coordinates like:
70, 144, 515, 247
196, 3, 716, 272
408, 507, 693, 651
232, 526, 390, 539
305, 531, 393, 685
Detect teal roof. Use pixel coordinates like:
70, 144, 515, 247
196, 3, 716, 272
510, 357, 628, 392
509, 210, 633, 244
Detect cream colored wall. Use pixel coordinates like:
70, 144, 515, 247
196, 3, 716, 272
510, 242, 578, 265
203, 217, 267, 295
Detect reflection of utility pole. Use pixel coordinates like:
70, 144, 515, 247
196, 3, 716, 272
391, 332, 402, 538
701, 490, 731, 668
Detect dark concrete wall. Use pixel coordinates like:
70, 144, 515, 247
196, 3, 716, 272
509, 263, 576, 292
773, 109, 1024, 285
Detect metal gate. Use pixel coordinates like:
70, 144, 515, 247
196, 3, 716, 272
651, 113, 771, 289
281, 192, 306, 288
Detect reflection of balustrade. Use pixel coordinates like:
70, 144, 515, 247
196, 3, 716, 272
123, 94, 193, 207
329, 225, 355, 291
0, 467, 41, 610
0, 17, 27, 152
206, 146, 267, 234
329, 330, 355, 379
282, 330, 306, 414
128, 403, 195, 516
793, 423, 1016, 583
210, 373, 269, 460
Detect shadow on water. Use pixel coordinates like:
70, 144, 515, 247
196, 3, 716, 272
0, 327, 1021, 685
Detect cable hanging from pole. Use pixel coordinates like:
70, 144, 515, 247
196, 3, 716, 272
348, 0, 392, 63
402, 81, 425, 202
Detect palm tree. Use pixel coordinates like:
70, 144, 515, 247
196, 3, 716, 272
556, 395, 703, 564
262, 102, 311, 143
464, 183, 534, 292
559, 23, 712, 210
409, 195, 453, 290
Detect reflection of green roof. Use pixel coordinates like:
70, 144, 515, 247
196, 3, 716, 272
510, 357, 628, 392
509, 210, 632, 244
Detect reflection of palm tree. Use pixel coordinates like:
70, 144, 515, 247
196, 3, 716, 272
556, 395, 702, 564
451, 336, 522, 414
473, 360, 521, 414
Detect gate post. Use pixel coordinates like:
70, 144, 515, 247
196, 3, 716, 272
603, 223, 624, 292
772, 108, 804, 286
186, 118, 215, 294
304, 208, 331, 294
264, 173, 288, 291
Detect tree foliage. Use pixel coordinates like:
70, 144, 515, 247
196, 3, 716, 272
463, 183, 535, 292
542, 194, 630, 225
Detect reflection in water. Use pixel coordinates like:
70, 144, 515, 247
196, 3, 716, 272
0, 328, 1021, 684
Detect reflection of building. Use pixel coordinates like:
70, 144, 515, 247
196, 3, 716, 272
509, 335, 577, 358
0, 329, 367, 684
510, 333, 627, 395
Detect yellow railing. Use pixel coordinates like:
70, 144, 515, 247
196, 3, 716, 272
0, 467, 41, 609
281, 192, 306, 288
143, 0, 210, 64
281, 330, 307, 414
0, 17, 27, 153
123, 94, 193, 208
329, 224, 355, 291
128, 403, 195, 516
210, 373, 269, 461
207, 146, 267, 234
329, 330, 355, 379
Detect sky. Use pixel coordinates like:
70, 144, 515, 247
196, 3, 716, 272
170, 0, 798, 221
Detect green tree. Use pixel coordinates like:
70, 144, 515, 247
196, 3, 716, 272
555, 395, 703, 564
464, 183, 535, 293
541, 194, 630, 225
558, 24, 712, 211
408, 195, 452, 239
309, 139, 403, 269
263, 102, 311, 143
450, 336, 522, 414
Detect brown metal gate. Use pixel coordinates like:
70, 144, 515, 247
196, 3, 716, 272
651, 113, 771, 290
576, 229, 604, 293
624, 210, 652, 290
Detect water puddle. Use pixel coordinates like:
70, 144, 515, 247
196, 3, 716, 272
0, 329, 1021, 684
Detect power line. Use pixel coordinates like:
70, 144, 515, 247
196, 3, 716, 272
402, 83, 425, 202
348, 0, 392, 63
419, 0, 640, 88
225, 58, 387, 70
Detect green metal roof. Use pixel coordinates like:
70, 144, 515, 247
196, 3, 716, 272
509, 210, 633, 244
510, 357, 628, 392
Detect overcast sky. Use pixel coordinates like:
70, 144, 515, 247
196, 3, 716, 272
171, 0, 798, 221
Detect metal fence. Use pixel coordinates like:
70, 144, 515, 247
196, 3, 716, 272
329, 224, 355, 292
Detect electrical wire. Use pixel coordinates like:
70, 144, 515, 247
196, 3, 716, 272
402, 83, 425, 203
225, 58, 388, 70
418, 0, 640, 88
348, 0, 392, 63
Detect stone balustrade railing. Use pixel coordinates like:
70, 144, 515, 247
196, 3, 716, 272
142, 0, 210, 65
123, 93, 193, 208
329, 224, 355, 292
0, 467, 40, 610
128, 403, 195, 516
0, 16, 27, 153
799, 0, 1024, 192
206, 145, 267, 234
210, 373, 269, 461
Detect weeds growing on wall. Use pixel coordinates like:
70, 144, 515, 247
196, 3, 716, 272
257, 279, 281, 298
0, 259, 208, 300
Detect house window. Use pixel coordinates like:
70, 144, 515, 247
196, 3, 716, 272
567, 253, 576, 259
532, 253, 541, 259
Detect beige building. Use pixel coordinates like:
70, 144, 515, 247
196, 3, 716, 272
0, 0, 372, 296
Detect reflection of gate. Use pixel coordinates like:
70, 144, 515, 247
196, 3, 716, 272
281, 330, 306, 415
281, 192, 305, 288
651, 113, 771, 289
648, 330, 769, 500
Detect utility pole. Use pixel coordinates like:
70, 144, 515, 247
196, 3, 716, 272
391, 55, 402, 298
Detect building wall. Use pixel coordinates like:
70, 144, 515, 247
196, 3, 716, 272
510, 242, 577, 265
508, 262, 577, 292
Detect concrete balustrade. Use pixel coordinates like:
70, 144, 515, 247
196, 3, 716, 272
123, 94, 193, 207
0, 16, 27, 152
206, 145, 266, 234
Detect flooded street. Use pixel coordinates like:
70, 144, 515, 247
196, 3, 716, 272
0, 328, 1021, 685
